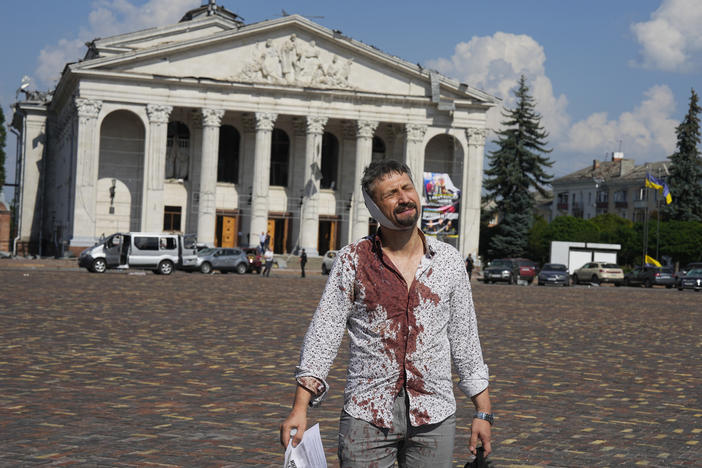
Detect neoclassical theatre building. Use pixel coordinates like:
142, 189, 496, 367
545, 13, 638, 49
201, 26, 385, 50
11, 2, 496, 257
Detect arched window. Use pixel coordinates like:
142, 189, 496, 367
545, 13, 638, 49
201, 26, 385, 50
321, 132, 339, 190
270, 128, 290, 187
217, 125, 240, 183
424, 134, 463, 187
166, 121, 190, 180
371, 136, 386, 162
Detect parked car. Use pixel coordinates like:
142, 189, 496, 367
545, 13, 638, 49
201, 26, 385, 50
623, 266, 675, 288
675, 262, 702, 283
197, 248, 249, 274
243, 248, 263, 274
321, 250, 338, 275
537, 263, 570, 286
677, 268, 702, 291
572, 262, 624, 285
78, 232, 198, 275
482, 259, 515, 284
483, 258, 537, 284
512, 258, 538, 283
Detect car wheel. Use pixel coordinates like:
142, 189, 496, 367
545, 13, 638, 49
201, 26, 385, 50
509, 274, 516, 285
624, 278, 630, 287
538, 281, 543, 286
572, 274, 578, 285
644, 279, 652, 288
200, 262, 212, 274
236, 263, 247, 274
321, 264, 328, 275
158, 260, 174, 275
666, 285, 672, 289
92, 258, 107, 273
678, 286, 684, 291
591, 274, 600, 285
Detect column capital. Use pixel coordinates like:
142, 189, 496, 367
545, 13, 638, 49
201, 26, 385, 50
201, 108, 225, 128
146, 104, 173, 124
255, 112, 278, 132
405, 123, 427, 143
466, 126, 488, 147
75, 97, 102, 123
357, 120, 378, 139
306, 116, 328, 135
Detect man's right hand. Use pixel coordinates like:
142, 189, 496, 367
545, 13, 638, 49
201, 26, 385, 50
280, 408, 307, 448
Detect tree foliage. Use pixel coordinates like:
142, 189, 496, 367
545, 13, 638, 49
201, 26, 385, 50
483, 75, 553, 259
665, 88, 702, 221
0, 105, 6, 189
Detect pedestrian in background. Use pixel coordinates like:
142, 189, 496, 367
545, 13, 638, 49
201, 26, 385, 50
466, 253, 474, 280
263, 247, 274, 277
299, 248, 307, 278
259, 231, 266, 253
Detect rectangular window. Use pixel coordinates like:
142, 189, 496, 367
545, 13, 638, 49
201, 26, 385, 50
163, 206, 182, 232
134, 236, 159, 251
160, 237, 177, 250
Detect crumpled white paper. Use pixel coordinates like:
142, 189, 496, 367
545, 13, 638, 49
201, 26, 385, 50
283, 423, 327, 468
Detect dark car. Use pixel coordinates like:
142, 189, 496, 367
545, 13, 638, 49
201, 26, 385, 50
675, 262, 702, 283
537, 263, 570, 286
624, 266, 675, 288
197, 248, 249, 274
677, 268, 702, 291
243, 248, 263, 274
482, 259, 515, 284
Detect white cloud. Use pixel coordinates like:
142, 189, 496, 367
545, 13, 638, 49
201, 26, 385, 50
427, 32, 570, 142
631, 0, 702, 71
428, 32, 680, 177
563, 84, 677, 162
34, 0, 199, 86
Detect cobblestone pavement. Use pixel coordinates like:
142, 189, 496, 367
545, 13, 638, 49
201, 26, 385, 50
0, 265, 699, 467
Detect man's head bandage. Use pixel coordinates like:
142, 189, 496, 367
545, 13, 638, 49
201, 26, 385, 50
362, 186, 416, 231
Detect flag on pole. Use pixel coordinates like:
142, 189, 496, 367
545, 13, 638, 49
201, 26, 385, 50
645, 173, 672, 204
644, 255, 662, 267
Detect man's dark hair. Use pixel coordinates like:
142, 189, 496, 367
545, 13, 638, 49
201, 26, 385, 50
361, 160, 414, 200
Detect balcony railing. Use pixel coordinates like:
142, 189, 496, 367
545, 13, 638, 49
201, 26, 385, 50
596, 201, 609, 208
614, 201, 628, 208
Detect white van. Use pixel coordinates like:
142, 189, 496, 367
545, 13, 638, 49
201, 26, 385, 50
78, 232, 198, 275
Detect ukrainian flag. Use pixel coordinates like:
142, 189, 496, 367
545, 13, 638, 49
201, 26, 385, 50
645, 172, 672, 204
644, 255, 662, 267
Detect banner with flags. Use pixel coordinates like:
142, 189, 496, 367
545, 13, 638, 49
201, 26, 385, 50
645, 172, 672, 204
644, 255, 662, 267
421, 172, 460, 237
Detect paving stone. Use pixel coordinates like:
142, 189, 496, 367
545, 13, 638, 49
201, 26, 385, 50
0, 267, 699, 466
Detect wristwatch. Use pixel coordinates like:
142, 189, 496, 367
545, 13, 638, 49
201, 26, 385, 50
473, 411, 494, 425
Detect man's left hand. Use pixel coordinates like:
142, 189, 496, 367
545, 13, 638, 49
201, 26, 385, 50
469, 418, 492, 457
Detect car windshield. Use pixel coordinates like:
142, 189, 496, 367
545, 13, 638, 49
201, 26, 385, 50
198, 248, 214, 256
604, 263, 620, 269
686, 269, 702, 276
490, 260, 511, 267
543, 264, 566, 271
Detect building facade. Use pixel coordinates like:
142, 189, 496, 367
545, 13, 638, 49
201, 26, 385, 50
11, 4, 496, 257
551, 154, 669, 223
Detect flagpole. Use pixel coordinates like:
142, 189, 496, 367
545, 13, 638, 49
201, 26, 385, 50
642, 196, 649, 266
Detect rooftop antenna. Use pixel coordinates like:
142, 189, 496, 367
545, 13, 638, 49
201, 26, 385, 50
207, 0, 216, 16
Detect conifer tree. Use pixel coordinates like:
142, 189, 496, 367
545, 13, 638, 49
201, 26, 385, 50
0, 106, 6, 189
483, 75, 553, 259
665, 88, 702, 221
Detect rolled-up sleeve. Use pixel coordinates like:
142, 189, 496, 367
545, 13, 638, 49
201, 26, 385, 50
294, 248, 354, 406
448, 262, 489, 398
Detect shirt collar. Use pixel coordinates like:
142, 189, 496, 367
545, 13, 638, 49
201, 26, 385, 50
371, 227, 436, 259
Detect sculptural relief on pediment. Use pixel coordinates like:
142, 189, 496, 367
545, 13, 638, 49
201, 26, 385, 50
236, 34, 354, 89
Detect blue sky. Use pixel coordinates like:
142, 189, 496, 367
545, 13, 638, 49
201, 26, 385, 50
2, 0, 701, 201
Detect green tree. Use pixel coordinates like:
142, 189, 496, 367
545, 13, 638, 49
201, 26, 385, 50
0, 105, 6, 189
542, 216, 600, 245
526, 214, 549, 265
665, 88, 702, 221
483, 75, 553, 259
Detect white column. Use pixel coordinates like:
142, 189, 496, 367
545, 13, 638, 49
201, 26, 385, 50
248, 112, 278, 247
299, 116, 328, 256
72, 98, 102, 244
461, 127, 487, 257
186, 110, 203, 234
196, 108, 224, 246
404, 123, 427, 216
143, 104, 173, 232
290, 117, 308, 252
351, 120, 378, 242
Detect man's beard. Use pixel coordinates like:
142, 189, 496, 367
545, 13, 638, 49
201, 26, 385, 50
394, 202, 419, 227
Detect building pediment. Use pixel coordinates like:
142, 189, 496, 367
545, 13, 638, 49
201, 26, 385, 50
73, 15, 496, 105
